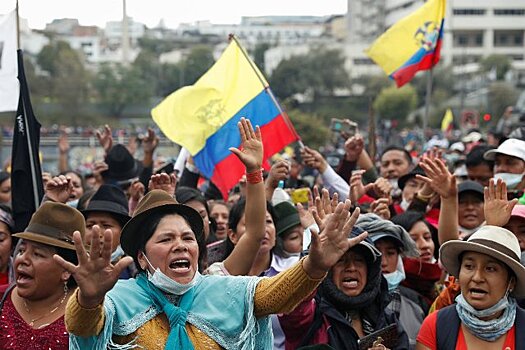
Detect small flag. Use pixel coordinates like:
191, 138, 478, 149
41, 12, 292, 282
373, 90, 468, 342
11, 49, 44, 232
441, 108, 454, 132
365, 0, 446, 87
0, 10, 18, 112
152, 38, 298, 198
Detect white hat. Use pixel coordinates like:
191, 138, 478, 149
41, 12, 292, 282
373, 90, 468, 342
440, 225, 525, 298
461, 131, 483, 143
450, 142, 465, 153
484, 138, 525, 162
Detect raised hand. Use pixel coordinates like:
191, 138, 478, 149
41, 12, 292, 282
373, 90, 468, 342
54, 226, 133, 308
312, 187, 339, 231
297, 202, 315, 228
148, 173, 177, 197
92, 161, 109, 187
349, 170, 374, 203
58, 132, 70, 154
370, 198, 391, 220
45, 174, 73, 203
417, 157, 457, 199
266, 160, 290, 189
96, 125, 113, 154
229, 118, 263, 173
142, 127, 159, 154
304, 200, 366, 278
344, 135, 364, 162
374, 177, 393, 199
301, 147, 327, 173
484, 178, 518, 227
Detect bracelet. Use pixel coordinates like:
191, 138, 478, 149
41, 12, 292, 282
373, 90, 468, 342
246, 169, 263, 184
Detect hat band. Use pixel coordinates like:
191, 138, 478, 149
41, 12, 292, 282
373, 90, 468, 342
469, 238, 520, 262
25, 222, 74, 245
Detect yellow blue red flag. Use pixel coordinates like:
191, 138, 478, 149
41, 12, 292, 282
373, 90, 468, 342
365, 0, 446, 87
152, 38, 298, 197
441, 108, 454, 132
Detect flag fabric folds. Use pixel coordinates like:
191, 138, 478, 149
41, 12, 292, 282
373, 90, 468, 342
365, 0, 446, 87
441, 108, 454, 132
0, 10, 18, 112
11, 49, 44, 233
152, 39, 298, 197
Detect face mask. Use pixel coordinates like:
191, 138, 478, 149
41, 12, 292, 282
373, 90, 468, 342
384, 270, 405, 292
494, 172, 524, 190
67, 199, 79, 208
388, 179, 402, 198
111, 245, 125, 262
400, 198, 410, 211
142, 254, 200, 295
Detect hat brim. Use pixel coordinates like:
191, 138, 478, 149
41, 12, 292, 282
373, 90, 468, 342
12, 232, 75, 250
103, 160, 143, 181
120, 202, 204, 259
82, 202, 131, 227
440, 240, 525, 298
370, 233, 404, 249
483, 149, 521, 161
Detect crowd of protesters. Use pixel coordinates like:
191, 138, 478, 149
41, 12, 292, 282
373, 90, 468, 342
1, 108, 525, 350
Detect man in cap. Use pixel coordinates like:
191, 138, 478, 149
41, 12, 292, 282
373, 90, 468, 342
484, 138, 525, 192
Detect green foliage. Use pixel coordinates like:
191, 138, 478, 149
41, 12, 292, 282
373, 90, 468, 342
354, 74, 393, 97
373, 84, 418, 122
36, 40, 89, 124
270, 46, 350, 101
480, 55, 511, 80
287, 109, 330, 148
253, 42, 271, 75
488, 82, 519, 117
93, 63, 154, 117
181, 46, 215, 85
137, 37, 178, 54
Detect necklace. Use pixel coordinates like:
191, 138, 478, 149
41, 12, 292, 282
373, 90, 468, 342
23, 291, 68, 328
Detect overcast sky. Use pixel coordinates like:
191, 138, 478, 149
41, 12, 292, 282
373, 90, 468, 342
1, 0, 347, 29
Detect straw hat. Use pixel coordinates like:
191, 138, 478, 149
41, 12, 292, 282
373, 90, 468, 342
440, 225, 525, 298
120, 190, 203, 258
13, 202, 86, 250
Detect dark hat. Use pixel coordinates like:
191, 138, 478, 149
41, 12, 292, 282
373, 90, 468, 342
349, 225, 381, 262
103, 144, 141, 181
274, 201, 301, 236
398, 165, 426, 190
0, 171, 10, 185
120, 190, 203, 258
82, 184, 131, 227
13, 202, 86, 250
458, 180, 484, 201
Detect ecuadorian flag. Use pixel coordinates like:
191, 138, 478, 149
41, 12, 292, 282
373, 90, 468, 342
152, 38, 298, 198
365, 0, 446, 87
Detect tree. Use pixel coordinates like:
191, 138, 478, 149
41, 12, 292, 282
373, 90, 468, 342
93, 63, 154, 117
373, 84, 418, 122
287, 109, 330, 149
181, 45, 215, 85
36, 40, 89, 124
270, 46, 350, 101
488, 82, 519, 118
480, 55, 511, 80
253, 42, 271, 75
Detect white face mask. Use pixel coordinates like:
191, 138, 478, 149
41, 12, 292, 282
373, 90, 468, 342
389, 179, 402, 197
494, 172, 524, 190
142, 253, 200, 295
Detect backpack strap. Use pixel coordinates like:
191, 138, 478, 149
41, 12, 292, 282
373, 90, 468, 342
515, 306, 525, 349
0, 284, 15, 311
436, 305, 460, 350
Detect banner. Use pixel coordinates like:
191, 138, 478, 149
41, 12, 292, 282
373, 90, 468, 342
0, 10, 18, 112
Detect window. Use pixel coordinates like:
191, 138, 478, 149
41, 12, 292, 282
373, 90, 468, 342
453, 31, 484, 47
453, 9, 486, 15
494, 30, 524, 47
494, 9, 525, 16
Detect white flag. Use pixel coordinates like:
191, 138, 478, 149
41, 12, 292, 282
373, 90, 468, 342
0, 10, 18, 112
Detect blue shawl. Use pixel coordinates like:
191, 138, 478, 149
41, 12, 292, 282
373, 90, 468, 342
69, 274, 272, 350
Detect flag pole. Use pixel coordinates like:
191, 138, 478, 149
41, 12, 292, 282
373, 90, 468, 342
229, 34, 304, 149
423, 68, 433, 141
15, 0, 20, 50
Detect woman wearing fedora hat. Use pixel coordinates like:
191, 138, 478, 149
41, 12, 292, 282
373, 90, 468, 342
59, 118, 369, 350
0, 202, 85, 349
417, 226, 525, 349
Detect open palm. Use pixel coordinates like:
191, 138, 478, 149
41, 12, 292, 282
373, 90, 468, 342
229, 117, 263, 173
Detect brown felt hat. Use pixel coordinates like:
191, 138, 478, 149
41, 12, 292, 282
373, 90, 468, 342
120, 190, 204, 258
13, 202, 86, 250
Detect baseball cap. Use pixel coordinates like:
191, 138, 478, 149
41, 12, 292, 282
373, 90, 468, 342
484, 138, 525, 162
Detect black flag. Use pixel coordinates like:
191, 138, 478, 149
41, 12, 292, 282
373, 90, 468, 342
11, 49, 43, 232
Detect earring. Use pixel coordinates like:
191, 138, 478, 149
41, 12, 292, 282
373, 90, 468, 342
63, 281, 69, 295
